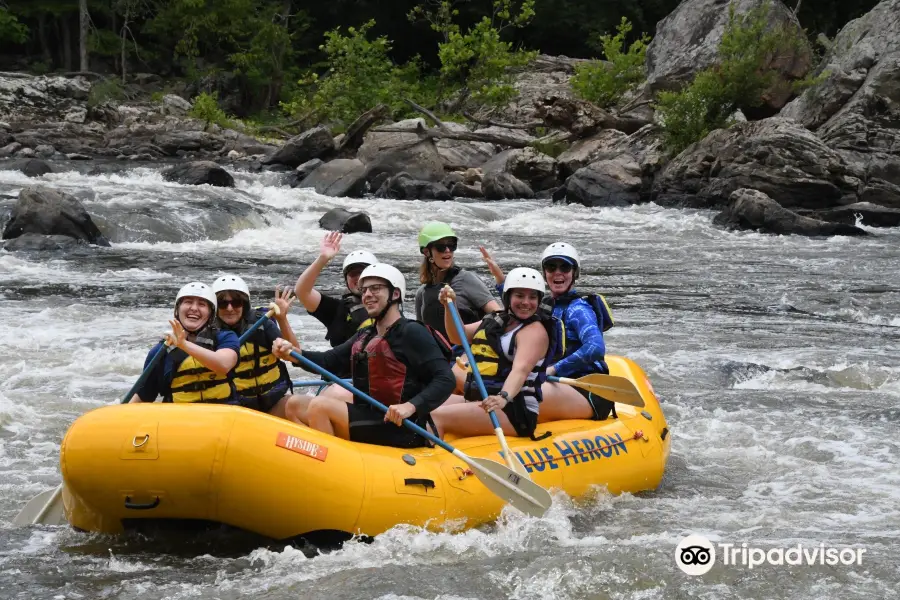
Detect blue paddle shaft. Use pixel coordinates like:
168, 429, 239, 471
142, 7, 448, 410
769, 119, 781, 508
121, 340, 168, 404
292, 379, 350, 387
238, 310, 273, 345
289, 350, 456, 454
447, 301, 503, 430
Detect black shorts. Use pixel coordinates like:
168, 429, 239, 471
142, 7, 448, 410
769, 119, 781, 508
347, 403, 431, 448
236, 380, 291, 413
575, 387, 616, 420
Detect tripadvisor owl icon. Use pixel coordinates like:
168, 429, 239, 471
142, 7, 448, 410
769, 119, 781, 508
676, 534, 716, 575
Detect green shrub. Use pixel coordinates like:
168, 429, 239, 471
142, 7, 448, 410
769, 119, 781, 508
189, 91, 232, 129
657, 1, 813, 155
88, 79, 125, 107
571, 18, 650, 108
281, 21, 432, 129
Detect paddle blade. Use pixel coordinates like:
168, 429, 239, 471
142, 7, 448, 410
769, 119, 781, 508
468, 456, 552, 517
563, 374, 645, 407
13, 485, 66, 527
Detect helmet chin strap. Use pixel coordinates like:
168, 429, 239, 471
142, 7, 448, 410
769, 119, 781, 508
374, 287, 400, 322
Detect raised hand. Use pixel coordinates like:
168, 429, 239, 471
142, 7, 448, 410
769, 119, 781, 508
479, 246, 505, 283
273, 285, 295, 315
320, 231, 342, 262
165, 319, 187, 349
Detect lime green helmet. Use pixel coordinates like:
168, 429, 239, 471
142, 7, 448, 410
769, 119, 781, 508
418, 221, 457, 252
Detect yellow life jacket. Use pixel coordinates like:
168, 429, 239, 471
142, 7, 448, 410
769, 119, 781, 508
166, 328, 234, 404
233, 339, 283, 396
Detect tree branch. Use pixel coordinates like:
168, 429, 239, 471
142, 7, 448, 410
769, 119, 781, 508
403, 98, 447, 130
369, 124, 533, 148
462, 111, 543, 130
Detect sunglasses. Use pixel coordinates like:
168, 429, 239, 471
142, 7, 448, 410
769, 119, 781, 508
430, 242, 457, 253
359, 283, 388, 295
218, 298, 243, 309
544, 262, 573, 274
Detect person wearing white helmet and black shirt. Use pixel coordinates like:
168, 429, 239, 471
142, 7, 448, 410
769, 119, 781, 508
213, 275, 298, 415
130, 282, 239, 404
481, 242, 616, 421
428, 267, 563, 440
273, 264, 455, 448
293, 231, 377, 348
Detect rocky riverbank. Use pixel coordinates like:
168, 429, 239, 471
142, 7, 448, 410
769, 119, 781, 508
1, 0, 899, 246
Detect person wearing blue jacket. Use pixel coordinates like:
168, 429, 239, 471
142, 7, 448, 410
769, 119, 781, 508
479, 242, 616, 421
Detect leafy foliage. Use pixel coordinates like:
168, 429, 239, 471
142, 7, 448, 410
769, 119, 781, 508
189, 91, 231, 129
656, 1, 814, 155
0, 7, 28, 44
570, 17, 650, 108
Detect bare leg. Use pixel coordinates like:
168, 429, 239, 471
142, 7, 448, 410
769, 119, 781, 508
430, 399, 519, 439
268, 394, 290, 419
282, 393, 316, 425
537, 381, 595, 423
306, 396, 351, 439
321, 384, 354, 403
451, 364, 467, 395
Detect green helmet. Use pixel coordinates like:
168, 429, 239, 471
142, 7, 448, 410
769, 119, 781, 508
418, 221, 457, 251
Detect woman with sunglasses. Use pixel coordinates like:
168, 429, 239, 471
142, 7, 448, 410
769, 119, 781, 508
481, 242, 616, 422
294, 231, 378, 348
415, 221, 501, 341
129, 282, 239, 405
213, 275, 299, 415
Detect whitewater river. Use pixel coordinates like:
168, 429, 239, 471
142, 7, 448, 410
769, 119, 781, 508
0, 164, 898, 599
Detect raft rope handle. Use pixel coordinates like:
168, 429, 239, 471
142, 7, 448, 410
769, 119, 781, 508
516, 430, 646, 469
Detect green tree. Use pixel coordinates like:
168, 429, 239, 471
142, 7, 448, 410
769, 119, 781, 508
570, 17, 650, 108
0, 6, 28, 43
411, 0, 537, 110
282, 20, 430, 128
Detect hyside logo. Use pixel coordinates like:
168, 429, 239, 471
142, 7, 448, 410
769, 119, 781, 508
676, 535, 716, 575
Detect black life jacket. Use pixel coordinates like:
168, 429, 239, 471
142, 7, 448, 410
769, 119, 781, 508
230, 308, 292, 406
463, 309, 564, 403
164, 323, 235, 404
421, 266, 483, 340
325, 293, 374, 347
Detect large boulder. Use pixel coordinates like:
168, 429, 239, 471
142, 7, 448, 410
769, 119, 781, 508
563, 154, 643, 207
1, 233, 85, 252
318, 208, 372, 234
152, 130, 223, 157
652, 118, 862, 209
556, 130, 629, 179
358, 119, 446, 182
162, 161, 234, 187
482, 172, 534, 199
434, 122, 495, 169
713, 188, 868, 236
481, 147, 558, 191
492, 55, 589, 122
296, 158, 368, 198
375, 172, 452, 200
2, 186, 110, 246
0, 73, 92, 122
780, 0, 900, 208
262, 126, 335, 167
645, 0, 811, 114
795, 202, 900, 228
5, 158, 52, 177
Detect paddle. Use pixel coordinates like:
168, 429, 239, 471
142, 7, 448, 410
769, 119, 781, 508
547, 374, 645, 408
446, 298, 531, 480
14, 303, 286, 528
288, 350, 552, 518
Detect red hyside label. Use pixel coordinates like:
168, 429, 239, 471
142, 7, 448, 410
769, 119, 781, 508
275, 432, 329, 462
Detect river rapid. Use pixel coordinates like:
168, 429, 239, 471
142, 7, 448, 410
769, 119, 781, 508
0, 164, 898, 600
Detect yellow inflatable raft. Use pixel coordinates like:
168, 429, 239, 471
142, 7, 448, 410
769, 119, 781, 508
59, 356, 670, 539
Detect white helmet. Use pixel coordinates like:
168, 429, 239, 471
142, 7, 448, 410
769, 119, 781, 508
359, 263, 406, 303
540, 242, 580, 276
175, 282, 217, 312
504, 267, 546, 310
342, 250, 378, 276
212, 274, 250, 300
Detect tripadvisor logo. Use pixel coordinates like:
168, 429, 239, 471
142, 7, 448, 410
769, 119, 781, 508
675, 534, 867, 575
